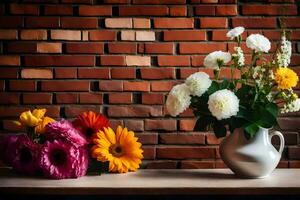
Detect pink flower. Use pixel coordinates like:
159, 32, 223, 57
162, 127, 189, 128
10, 135, 39, 175
0, 135, 19, 166
46, 119, 87, 147
38, 140, 88, 179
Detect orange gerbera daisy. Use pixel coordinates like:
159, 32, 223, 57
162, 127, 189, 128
73, 111, 110, 138
91, 126, 143, 173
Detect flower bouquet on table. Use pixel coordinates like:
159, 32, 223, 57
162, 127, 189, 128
0, 110, 143, 179
166, 27, 299, 178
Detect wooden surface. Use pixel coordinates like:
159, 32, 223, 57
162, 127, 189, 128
0, 169, 300, 195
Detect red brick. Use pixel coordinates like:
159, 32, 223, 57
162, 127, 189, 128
145, 161, 177, 169
191, 55, 206, 67
160, 134, 205, 144
0, 56, 20, 66
135, 133, 158, 144
108, 43, 136, 54
23, 93, 52, 104
111, 68, 136, 79
55, 68, 77, 79
125, 120, 144, 132
119, 6, 169, 16
170, 6, 187, 16
242, 5, 297, 16
290, 161, 300, 168
100, 55, 125, 66
232, 17, 277, 28
154, 18, 193, 28
7, 42, 36, 53
89, 30, 116, 41
42, 81, 90, 92
21, 29, 47, 40
56, 93, 78, 104
44, 5, 73, 15
65, 106, 100, 118
62, 0, 93, 3
51, 30, 81, 40
216, 5, 237, 16
143, 43, 174, 54
0, 93, 20, 105
79, 6, 112, 16
201, 0, 218, 3
123, 81, 150, 92
157, 146, 215, 159
143, 146, 155, 160
142, 93, 164, 104
66, 43, 104, 54
21, 69, 53, 79
181, 161, 215, 169
10, 80, 36, 91
164, 30, 206, 41
0, 107, 30, 117
132, 0, 186, 4
99, 80, 123, 91
145, 119, 177, 131
109, 93, 132, 104
79, 93, 103, 104
78, 68, 110, 79
179, 119, 196, 131
179, 43, 227, 54
37, 42, 62, 53
25, 56, 95, 67
206, 133, 224, 145
0, 68, 18, 79
10, 4, 39, 15
26, 17, 59, 28
195, 5, 215, 16
103, 0, 129, 3
61, 17, 98, 29
158, 55, 190, 66
212, 30, 247, 41
0, 16, 23, 28
281, 17, 300, 28
0, 29, 18, 40
200, 18, 228, 28
108, 106, 162, 117
141, 68, 175, 79
151, 81, 178, 92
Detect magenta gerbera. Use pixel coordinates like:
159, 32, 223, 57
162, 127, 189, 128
39, 140, 88, 179
10, 135, 39, 175
0, 135, 19, 166
46, 119, 87, 147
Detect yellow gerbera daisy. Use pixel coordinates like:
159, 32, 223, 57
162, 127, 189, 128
35, 116, 56, 134
14, 108, 46, 127
275, 67, 298, 90
91, 126, 143, 173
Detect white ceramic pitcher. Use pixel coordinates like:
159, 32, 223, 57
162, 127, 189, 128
220, 127, 284, 178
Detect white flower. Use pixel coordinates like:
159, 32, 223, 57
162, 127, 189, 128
277, 35, 292, 67
185, 72, 212, 97
166, 84, 191, 117
203, 51, 232, 69
246, 34, 271, 53
208, 89, 239, 120
226, 27, 245, 39
281, 99, 300, 114
232, 47, 245, 67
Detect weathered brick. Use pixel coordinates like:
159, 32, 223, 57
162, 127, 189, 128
21, 69, 53, 79
51, 30, 81, 41
125, 55, 151, 66
105, 18, 132, 28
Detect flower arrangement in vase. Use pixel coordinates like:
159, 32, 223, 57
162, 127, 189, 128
166, 27, 299, 178
0, 109, 143, 179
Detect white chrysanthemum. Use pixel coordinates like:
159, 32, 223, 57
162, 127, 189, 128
281, 99, 300, 114
277, 35, 292, 68
226, 27, 245, 39
246, 34, 271, 53
203, 51, 232, 69
185, 72, 212, 97
166, 84, 191, 117
208, 89, 239, 120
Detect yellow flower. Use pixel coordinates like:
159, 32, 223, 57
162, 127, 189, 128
275, 67, 298, 90
91, 126, 143, 173
17, 108, 46, 127
35, 117, 56, 134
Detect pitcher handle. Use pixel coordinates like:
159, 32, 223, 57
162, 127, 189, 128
270, 131, 285, 154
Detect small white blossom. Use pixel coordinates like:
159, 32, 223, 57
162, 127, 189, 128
226, 27, 245, 39
281, 99, 300, 114
246, 34, 271, 53
203, 51, 232, 69
277, 35, 292, 67
185, 72, 212, 97
208, 89, 239, 120
232, 47, 245, 67
166, 84, 191, 117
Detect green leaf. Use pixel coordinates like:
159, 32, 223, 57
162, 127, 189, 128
219, 79, 230, 90
244, 123, 259, 138
207, 81, 219, 95
213, 121, 227, 138
265, 103, 278, 118
194, 116, 211, 131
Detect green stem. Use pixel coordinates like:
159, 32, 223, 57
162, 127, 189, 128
214, 69, 220, 80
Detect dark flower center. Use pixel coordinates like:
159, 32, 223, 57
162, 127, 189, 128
20, 147, 33, 164
86, 128, 94, 137
109, 144, 124, 157
50, 149, 67, 166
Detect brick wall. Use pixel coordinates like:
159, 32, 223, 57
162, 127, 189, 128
0, 0, 300, 169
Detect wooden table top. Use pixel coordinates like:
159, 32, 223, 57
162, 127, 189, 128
0, 168, 300, 195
